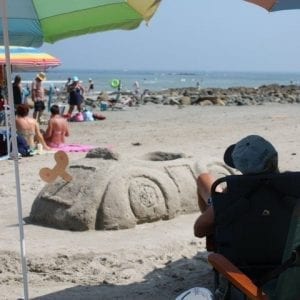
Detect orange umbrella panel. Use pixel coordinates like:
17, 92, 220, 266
0, 46, 61, 71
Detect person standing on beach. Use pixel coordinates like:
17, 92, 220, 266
12, 75, 22, 107
64, 77, 72, 91
133, 81, 141, 104
88, 78, 94, 95
31, 72, 46, 124
44, 104, 70, 148
67, 76, 85, 116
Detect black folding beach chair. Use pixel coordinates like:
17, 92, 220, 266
207, 172, 300, 300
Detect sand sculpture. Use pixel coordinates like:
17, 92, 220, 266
29, 148, 234, 231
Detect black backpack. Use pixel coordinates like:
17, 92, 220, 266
211, 172, 300, 280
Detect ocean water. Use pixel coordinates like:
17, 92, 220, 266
18, 69, 300, 93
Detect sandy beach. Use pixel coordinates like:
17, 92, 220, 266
1, 102, 300, 300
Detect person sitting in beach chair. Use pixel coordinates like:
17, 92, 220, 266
208, 174, 300, 300
194, 135, 300, 299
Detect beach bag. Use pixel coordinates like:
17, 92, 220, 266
83, 110, 94, 121
70, 112, 84, 122
100, 102, 108, 111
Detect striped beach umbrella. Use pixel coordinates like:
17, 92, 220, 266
0, 46, 61, 71
0, 0, 161, 47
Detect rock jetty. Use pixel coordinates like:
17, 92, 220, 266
82, 84, 300, 109
142, 84, 300, 106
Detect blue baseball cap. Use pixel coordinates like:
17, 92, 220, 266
224, 135, 278, 174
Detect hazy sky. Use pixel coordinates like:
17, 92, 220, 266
41, 0, 300, 72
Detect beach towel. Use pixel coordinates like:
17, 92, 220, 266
50, 144, 96, 153
70, 112, 84, 122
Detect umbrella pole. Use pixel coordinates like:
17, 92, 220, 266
0, 1, 29, 300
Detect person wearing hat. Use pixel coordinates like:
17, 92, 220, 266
194, 135, 279, 238
31, 72, 46, 124
66, 76, 85, 117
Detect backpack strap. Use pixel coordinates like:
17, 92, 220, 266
211, 176, 227, 196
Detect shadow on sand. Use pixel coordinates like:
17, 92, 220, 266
32, 252, 213, 300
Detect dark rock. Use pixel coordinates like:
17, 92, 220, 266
86, 147, 119, 160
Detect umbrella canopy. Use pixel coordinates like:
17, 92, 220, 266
0, 0, 161, 47
245, 0, 300, 11
0, 46, 61, 71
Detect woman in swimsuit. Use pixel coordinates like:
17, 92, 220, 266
44, 104, 70, 148
15, 104, 50, 151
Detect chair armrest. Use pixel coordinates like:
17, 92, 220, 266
208, 253, 268, 300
